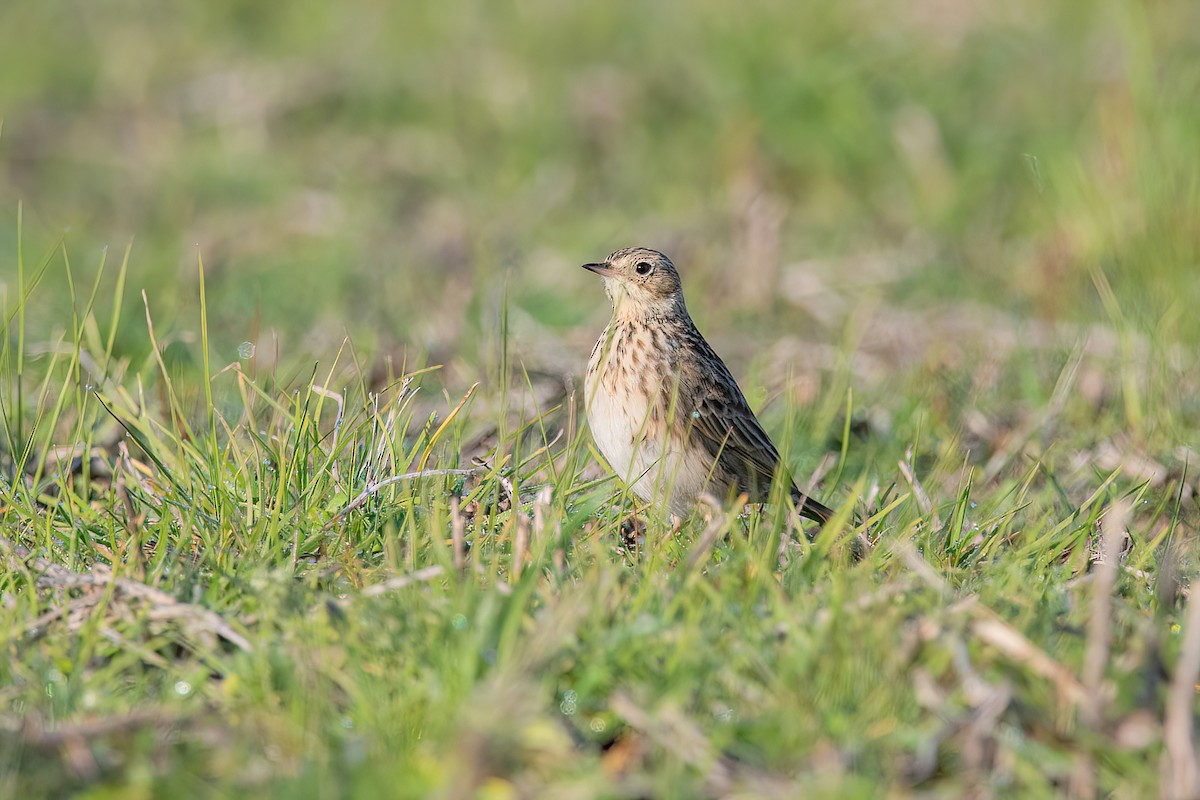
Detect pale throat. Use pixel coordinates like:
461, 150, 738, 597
604, 280, 685, 323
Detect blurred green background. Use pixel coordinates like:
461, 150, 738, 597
4, 0, 1198, 378
5, 2, 1200, 795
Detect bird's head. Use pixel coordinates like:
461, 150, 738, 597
582, 247, 685, 320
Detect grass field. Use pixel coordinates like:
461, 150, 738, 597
2, 0, 1200, 796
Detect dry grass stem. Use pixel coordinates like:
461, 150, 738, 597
1162, 570, 1200, 799
450, 497, 466, 570
899, 540, 1088, 705
899, 452, 943, 529
685, 494, 738, 573
512, 514, 530, 581
359, 565, 447, 599
330, 467, 479, 523
970, 616, 1087, 705
1082, 500, 1129, 726
0, 535, 252, 652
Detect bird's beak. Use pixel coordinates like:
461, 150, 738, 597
582, 262, 615, 277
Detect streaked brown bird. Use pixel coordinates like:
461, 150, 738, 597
583, 247, 834, 524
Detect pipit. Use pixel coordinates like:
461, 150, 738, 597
583, 247, 834, 524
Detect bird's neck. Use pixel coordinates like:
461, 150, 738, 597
609, 293, 689, 325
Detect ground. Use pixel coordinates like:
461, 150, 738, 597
1, 0, 1199, 797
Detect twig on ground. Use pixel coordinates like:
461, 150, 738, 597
970, 615, 1087, 706
898, 538, 1088, 705
328, 467, 479, 524
0, 534, 252, 653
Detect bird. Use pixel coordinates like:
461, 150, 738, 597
582, 246, 835, 525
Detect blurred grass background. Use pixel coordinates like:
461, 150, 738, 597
5, 0, 1198, 360
3, 0, 1200, 796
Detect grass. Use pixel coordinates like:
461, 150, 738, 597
2, 0, 1200, 796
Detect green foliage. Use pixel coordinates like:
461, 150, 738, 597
1, 0, 1199, 796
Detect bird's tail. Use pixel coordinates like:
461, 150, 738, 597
792, 488, 837, 525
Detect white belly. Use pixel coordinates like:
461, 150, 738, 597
585, 341, 710, 515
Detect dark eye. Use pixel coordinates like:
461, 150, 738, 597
635, 261, 653, 276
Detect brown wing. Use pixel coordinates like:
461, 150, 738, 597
681, 335, 833, 523
690, 386, 786, 497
